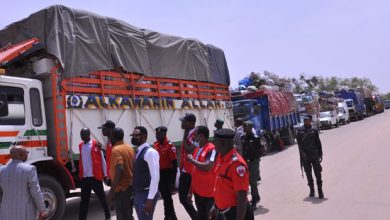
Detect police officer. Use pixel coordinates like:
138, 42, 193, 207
212, 128, 254, 220
296, 116, 324, 199
241, 121, 262, 209
154, 126, 178, 220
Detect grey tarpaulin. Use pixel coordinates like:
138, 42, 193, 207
0, 5, 230, 85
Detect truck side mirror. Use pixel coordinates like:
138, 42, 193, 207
0, 93, 9, 117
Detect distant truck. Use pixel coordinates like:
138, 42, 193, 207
356, 87, 375, 117
373, 94, 384, 113
293, 93, 320, 129
232, 90, 299, 152
335, 89, 365, 121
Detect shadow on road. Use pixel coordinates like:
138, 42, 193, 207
303, 196, 328, 204
254, 205, 270, 216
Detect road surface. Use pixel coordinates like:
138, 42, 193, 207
63, 110, 390, 219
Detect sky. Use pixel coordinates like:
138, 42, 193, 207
1, 0, 390, 93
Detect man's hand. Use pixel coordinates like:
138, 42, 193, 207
143, 199, 154, 215
186, 154, 194, 162
38, 212, 48, 220
96, 142, 103, 150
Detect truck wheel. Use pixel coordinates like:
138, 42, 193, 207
39, 174, 66, 220
336, 120, 339, 128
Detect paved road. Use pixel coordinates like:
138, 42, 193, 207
63, 110, 390, 219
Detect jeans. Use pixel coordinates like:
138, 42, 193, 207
134, 190, 160, 220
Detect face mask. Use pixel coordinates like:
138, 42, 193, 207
131, 137, 141, 146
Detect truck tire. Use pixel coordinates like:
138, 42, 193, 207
336, 120, 339, 128
39, 174, 66, 220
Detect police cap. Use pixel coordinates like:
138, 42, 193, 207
303, 115, 312, 120
155, 126, 168, 133
244, 120, 254, 126
214, 128, 235, 139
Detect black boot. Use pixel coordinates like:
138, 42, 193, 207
309, 186, 315, 197
318, 187, 324, 199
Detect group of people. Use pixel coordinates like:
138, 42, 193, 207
0, 112, 324, 220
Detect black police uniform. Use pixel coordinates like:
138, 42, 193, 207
296, 125, 324, 198
240, 131, 262, 206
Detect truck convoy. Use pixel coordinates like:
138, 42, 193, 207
335, 89, 365, 121
232, 89, 299, 152
0, 6, 232, 219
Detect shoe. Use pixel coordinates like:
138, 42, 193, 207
309, 187, 315, 197
318, 188, 324, 199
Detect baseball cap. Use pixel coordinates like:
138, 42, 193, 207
179, 113, 196, 123
98, 120, 116, 129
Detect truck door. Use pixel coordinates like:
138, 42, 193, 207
0, 85, 30, 164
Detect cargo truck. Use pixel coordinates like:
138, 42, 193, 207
0, 6, 232, 219
335, 89, 365, 121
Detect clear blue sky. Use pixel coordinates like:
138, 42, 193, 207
2, 0, 390, 93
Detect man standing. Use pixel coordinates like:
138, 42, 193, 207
0, 146, 46, 220
78, 128, 111, 220
187, 126, 218, 220
241, 121, 262, 209
131, 126, 160, 220
296, 116, 324, 199
109, 127, 135, 220
233, 118, 244, 155
212, 129, 254, 220
154, 126, 178, 220
98, 120, 116, 185
179, 113, 198, 220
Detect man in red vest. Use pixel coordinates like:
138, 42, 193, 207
78, 128, 110, 220
187, 126, 218, 220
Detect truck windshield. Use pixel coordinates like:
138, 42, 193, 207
233, 101, 252, 121
346, 100, 353, 107
320, 112, 330, 118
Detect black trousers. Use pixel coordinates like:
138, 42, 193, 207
194, 193, 214, 220
303, 158, 322, 188
217, 203, 254, 220
159, 169, 177, 220
79, 177, 110, 220
179, 172, 198, 220
114, 185, 134, 220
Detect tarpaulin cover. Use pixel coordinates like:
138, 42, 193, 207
245, 90, 296, 116
0, 5, 230, 85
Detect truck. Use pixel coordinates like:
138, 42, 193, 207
0, 6, 232, 219
293, 92, 320, 129
373, 94, 384, 114
318, 92, 340, 129
356, 87, 375, 117
337, 101, 350, 125
335, 89, 365, 121
232, 90, 299, 152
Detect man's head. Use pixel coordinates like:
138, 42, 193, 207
303, 116, 312, 128
155, 126, 168, 142
110, 127, 124, 146
214, 118, 224, 130
180, 113, 196, 130
214, 128, 235, 156
10, 145, 28, 162
196, 126, 210, 145
235, 118, 244, 128
98, 120, 116, 138
80, 128, 91, 143
244, 120, 254, 134
131, 126, 148, 147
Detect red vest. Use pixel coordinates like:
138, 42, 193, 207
78, 139, 105, 181
191, 142, 218, 198
106, 142, 112, 179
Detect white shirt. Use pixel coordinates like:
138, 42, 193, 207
136, 142, 160, 199
81, 139, 107, 178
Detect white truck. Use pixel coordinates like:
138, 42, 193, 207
337, 101, 350, 125
0, 6, 232, 219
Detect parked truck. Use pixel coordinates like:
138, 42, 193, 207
373, 94, 384, 113
294, 92, 320, 129
0, 6, 232, 219
232, 90, 299, 152
356, 87, 375, 117
335, 89, 365, 121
